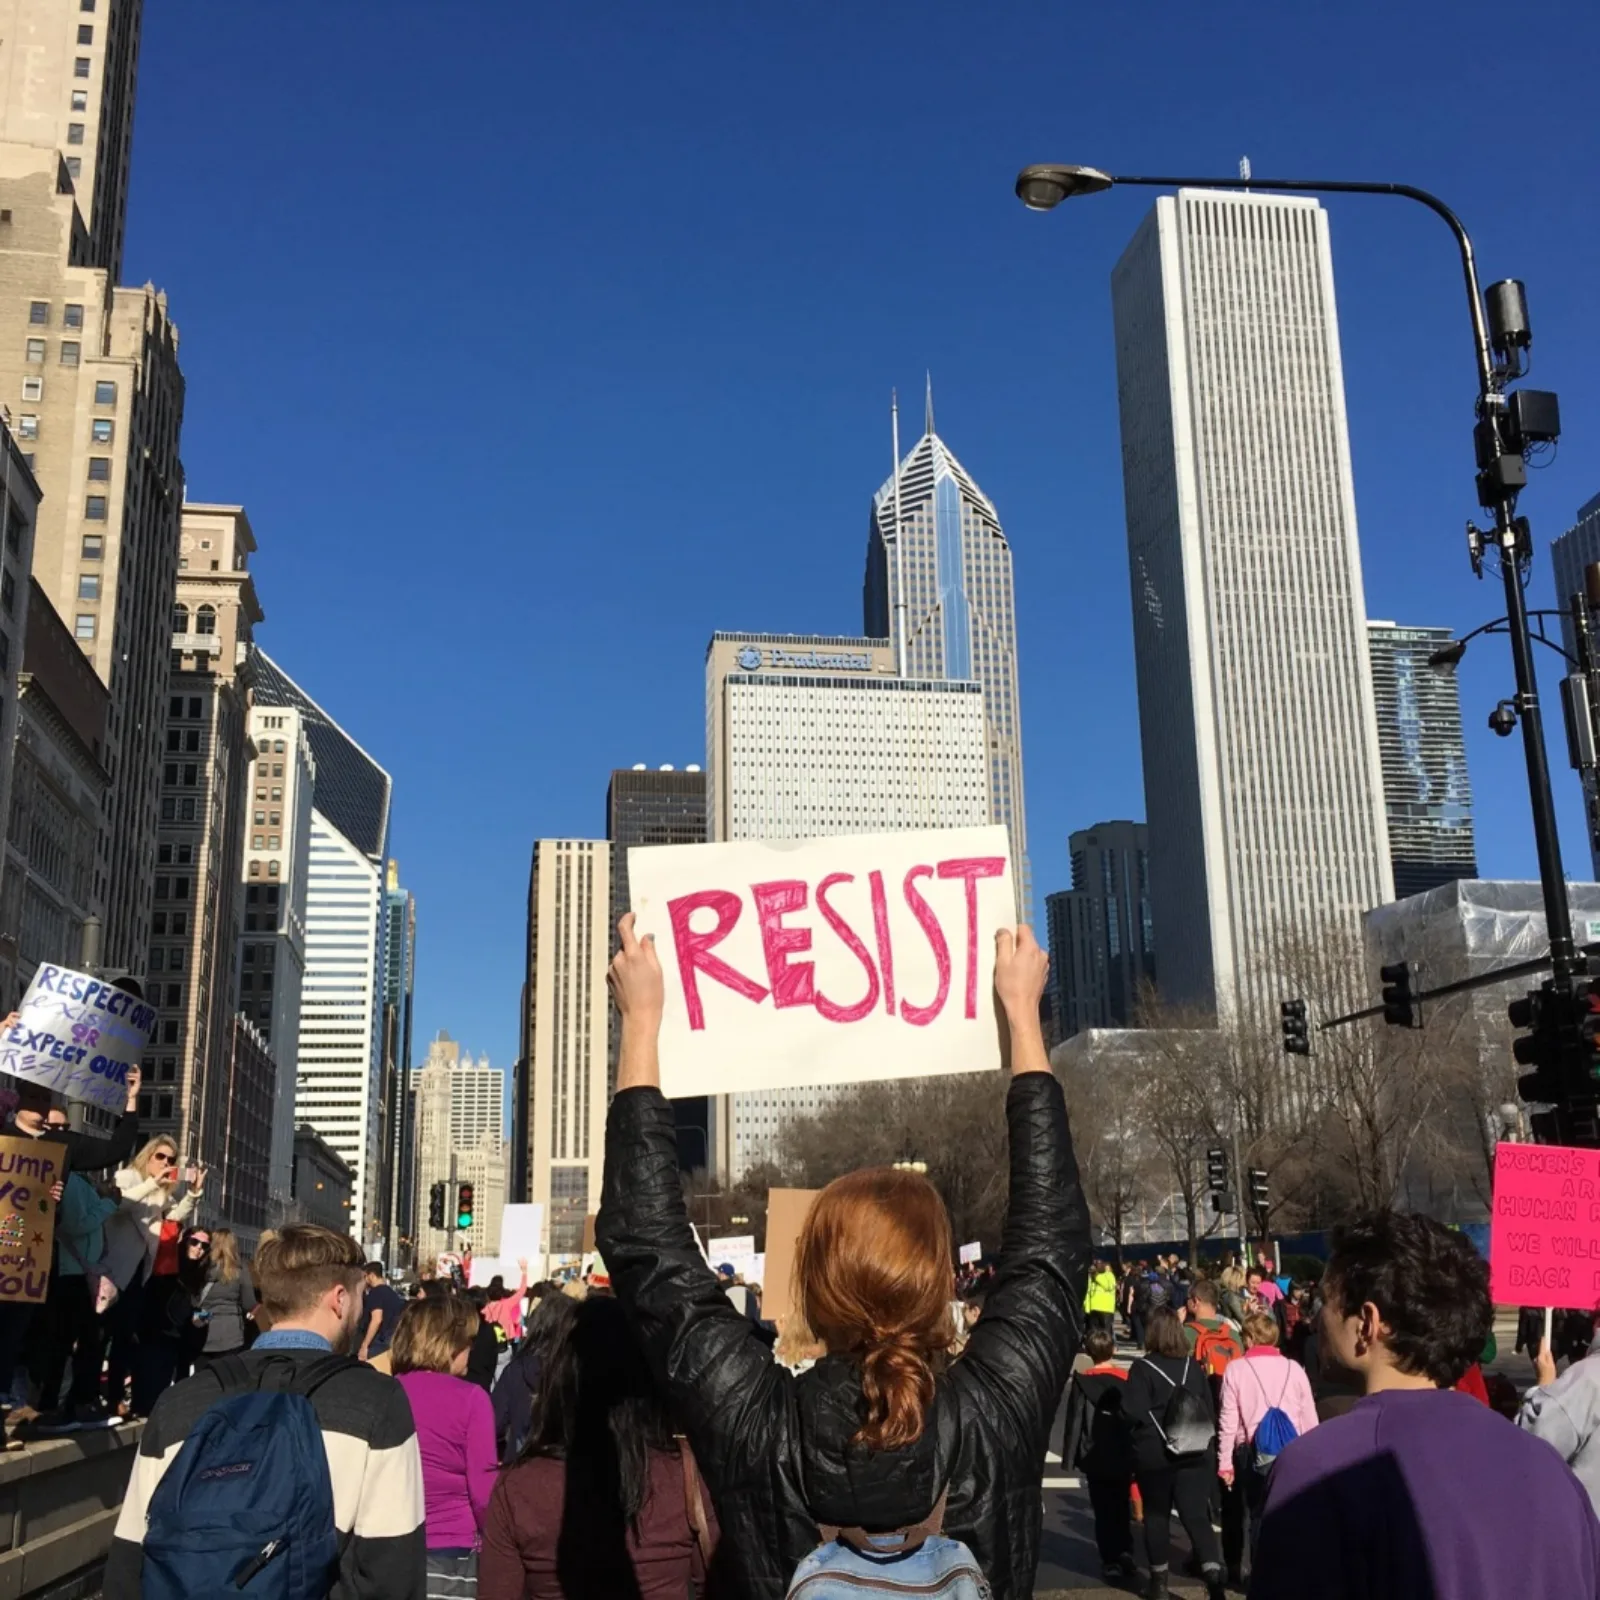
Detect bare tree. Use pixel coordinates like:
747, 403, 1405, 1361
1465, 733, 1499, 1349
1054, 1046, 1160, 1260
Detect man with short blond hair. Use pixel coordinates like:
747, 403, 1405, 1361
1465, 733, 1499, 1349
105, 1225, 425, 1600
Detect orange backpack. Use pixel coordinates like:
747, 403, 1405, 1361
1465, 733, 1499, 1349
1193, 1322, 1241, 1378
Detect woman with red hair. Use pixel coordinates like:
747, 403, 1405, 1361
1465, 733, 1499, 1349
598, 915, 1091, 1599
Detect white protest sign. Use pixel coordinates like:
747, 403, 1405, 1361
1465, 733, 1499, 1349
468, 1255, 510, 1289
498, 1203, 543, 1264
959, 1240, 982, 1265
630, 826, 1013, 1099
0, 964, 156, 1113
707, 1235, 755, 1260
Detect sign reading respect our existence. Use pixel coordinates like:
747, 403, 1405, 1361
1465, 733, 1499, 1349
1488, 1141, 1600, 1308
629, 827, 1015, 1100
0, 965, 156, 1113
0, 1136, 63, 1304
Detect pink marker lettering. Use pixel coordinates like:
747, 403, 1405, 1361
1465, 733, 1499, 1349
751, 879, 815, 1009
666, 889, 770, 1030
937, 857, 1006, 1019
900, 865, 951, 1027
813, 873, 880, 1024
869, 870, 896, 1016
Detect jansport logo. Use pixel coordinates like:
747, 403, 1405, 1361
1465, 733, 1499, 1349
199, 1462, 255, 1481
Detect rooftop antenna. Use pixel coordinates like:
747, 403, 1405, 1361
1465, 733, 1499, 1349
891, 389, 907, 678
925, 370, 935, 437
1239, 156, 1252, 187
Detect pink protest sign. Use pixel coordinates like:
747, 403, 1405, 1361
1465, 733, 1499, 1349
1489, 1142, 1600, 1308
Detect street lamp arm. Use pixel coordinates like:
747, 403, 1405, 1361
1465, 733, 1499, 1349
1448, 612, 1579, 667
1101, 175, 1493, 398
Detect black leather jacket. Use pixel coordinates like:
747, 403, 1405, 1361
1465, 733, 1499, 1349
597, 1072, 1092, 1598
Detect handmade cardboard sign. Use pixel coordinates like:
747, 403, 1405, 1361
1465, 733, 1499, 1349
1488, 1142, 1600, 1307
0, 965, 156, 1113
0, 1137, 63, 1303
629, 826, 1014, 1098
762, 1187, 820, 1329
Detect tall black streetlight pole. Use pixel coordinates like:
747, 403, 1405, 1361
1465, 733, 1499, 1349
1014, 164, 1574, 984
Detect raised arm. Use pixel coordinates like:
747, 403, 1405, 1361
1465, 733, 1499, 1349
596, 915, 791, 1495
956, 928, 1093, 1457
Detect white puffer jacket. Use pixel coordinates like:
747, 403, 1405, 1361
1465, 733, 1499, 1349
108, 1167, 200, 1288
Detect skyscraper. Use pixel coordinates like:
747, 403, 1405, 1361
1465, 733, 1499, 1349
0, 141, 184, 974
605, 765, 706, 1167
1044, 821, 1156, 1039
1111, 191, 1392, 1021
382, 862, 417, 1255
1552, 494, 1600, 878
0, 0, 141, 278
1366, 622, 1477, 897
253, 652, 392, 1245
706, 632, 989, 1176
865, 384, 1027, 911
412, 1031, 504, 1262
519, 840, 610, 1256
145, 503, 262, 1229
239, 701, 315, 1218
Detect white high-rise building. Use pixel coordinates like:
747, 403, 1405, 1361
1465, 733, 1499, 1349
1110, 190, 1392, 1023
412, 1032, 505, 1261
253, 653, 391, 1246
706, 633, 989, 1176
865, 382, 1029, 914
520, 839, 611, 1259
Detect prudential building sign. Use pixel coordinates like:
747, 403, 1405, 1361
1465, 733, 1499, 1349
735, 646, 874, 672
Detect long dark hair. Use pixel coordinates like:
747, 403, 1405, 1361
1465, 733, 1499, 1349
516, 1294, 676, 1529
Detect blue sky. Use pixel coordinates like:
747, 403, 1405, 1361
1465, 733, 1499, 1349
124, 1, 1599, 1073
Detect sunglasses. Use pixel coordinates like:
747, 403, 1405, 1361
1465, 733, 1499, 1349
150, 1152, 177, 1166
188, 1239, 211, 1250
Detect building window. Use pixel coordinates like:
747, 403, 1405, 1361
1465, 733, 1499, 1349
169, 695, 183, 718
87, 456, 110, 481
25, 339, 44, 364
28, 303, 47, 326
63, 304, 83, 329
74, 57, 90, 78
0, 631, 8, 676
21, 377, 41, 402
74, 613, 94, 640
195, 605, 215, 635
91, 418, 112, 443
249, 861, 261, 879
162, 762, 176, 784
80, 0, 94, 10
2, 571, 14, 615
81, 533, 102, 559
93, 380, 115, 405
173, 877, 190, 901
165, 729, 180, 752
84, 494, 106, 519
77, 25, 92, 43
160, 798, 175, 821
252, 834, 264, 849
179, 798, 195, 822
187, 697, 200, 716
16, 415, 37, 441
267, 835, 280, 850
172, 603, 188, 632
66, 124, 84, 146
65, 157, 81, 179
71, 90, 88, 111
59, 340, 79, 366
181, 764, 196, 787
183, 729, 198, 752
164, 984, 180, 1008
77, 573, 98, 600
267, 860, 280, 878
154, 876, 168, 900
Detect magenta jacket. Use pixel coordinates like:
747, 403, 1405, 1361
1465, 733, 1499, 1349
396, 1369, 498, 1549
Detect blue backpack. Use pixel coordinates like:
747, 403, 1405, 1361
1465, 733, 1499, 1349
1244, 1360, 1300, 1474
785, 1492, 992, 1600
142, 1353, 351, 1600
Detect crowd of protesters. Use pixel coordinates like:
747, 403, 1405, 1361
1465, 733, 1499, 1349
0, 922, 1595, 1599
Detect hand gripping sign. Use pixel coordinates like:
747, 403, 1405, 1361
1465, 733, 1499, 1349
0, 964, 156, 1114
629, 826, 1015, 1099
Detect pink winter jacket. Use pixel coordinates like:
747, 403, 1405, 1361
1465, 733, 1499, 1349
1216, 1346, 1319, 1471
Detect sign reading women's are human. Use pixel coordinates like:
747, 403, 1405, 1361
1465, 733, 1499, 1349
629, 826, 1015, 1099
0, 965, 156, 1113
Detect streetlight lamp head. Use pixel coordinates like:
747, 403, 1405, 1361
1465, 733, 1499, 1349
1014, 164, 1114, 211
1427, 639, 1468, 669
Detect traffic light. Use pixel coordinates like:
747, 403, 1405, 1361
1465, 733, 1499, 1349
428, 1181, 445, 1230
1206, 1147, 1229, 1192
1247, 1168, 1269, 1214
1380, 962, 1421, 1029
455, 1182, 475, 1231
1510, 983, 1600, 1146
1280, 999, 1310, 1056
